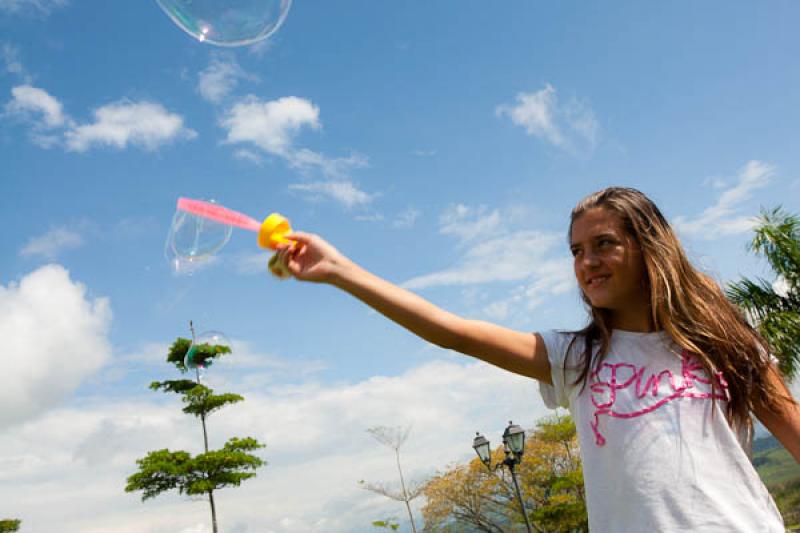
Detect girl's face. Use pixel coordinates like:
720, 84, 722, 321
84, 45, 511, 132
570, 207, 649, 317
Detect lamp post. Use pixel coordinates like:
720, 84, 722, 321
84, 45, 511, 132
472, 421, 533, 533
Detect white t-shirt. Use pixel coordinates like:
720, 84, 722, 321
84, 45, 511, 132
538, 329, 784, 532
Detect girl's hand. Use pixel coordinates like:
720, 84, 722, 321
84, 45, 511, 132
274, 231, 348, 284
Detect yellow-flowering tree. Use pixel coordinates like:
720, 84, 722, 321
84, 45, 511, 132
422, 415, 586, 533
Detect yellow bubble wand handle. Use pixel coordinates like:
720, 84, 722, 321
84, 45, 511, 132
258, 213, 293, 278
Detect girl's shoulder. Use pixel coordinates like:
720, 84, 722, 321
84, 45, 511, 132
539, 329, 590, 364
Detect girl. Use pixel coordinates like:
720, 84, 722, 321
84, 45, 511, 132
274, 187, 799, 531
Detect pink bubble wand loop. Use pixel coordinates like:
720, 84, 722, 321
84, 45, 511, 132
177, 198, 263, 232
174, 197, 293, 277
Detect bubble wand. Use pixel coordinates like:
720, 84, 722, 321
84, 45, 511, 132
175, 197, 294, 277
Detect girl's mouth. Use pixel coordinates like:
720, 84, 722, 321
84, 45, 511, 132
586, 274, 610, 288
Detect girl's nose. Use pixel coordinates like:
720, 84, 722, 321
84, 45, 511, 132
583, 251, 601, 268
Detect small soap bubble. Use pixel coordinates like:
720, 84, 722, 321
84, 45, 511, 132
165, 201, 232, 275
156, 0, 292, 47
185, 330, 230, 380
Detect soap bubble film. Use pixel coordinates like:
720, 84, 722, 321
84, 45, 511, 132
156, 0, 292, 47
185, 330, 230, 379
166, 202, 232, 275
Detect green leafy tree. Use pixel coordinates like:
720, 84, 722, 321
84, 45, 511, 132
727, 207, 800, 379
0, 519, 21, 532
523, 416, 586, 532
125, 329, 266, 533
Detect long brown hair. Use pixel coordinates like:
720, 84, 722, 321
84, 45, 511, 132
566, 187, 785, 427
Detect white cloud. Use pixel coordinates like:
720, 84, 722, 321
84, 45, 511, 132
2, 43, 30, 81
772, 276, 791, 298
497, 84, 563, 145
393, 207, 421, 229
563, 98, 599, 148
403, 230, 568, 290
0, 355, 548, 532
481, 257, 575, 320
7, 87, 196, 152
288, 180, 374, 208
288, 148, 368, 179
402, 204, 575, 321
0, 265, 112, 429
222, 95, 320, 156
117, 341, 170, 366
496, 84, 599, 151
197, 56, 257, 104
19, 226, 83, 259
0, 0, 67, 14
6, 84, 68, 128
702, 175, 728, 190
438, 204, 503, 243
674, 160, 775, 238
248, 36, 277, 58
354, 212, 384, 222
220, 339, 328, 379
234, 148, 264, 165
65, 100, 197, 152
220, 95, 372, 202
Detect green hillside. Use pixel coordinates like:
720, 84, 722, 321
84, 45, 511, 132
754, 435, 800, 529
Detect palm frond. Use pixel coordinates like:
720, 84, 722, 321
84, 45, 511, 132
727, 278, 793, 321
728, 206, 800, 379
750, 207, 800, 289
758, 311, 800, 379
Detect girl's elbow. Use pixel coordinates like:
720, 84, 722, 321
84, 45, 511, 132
431, 316, 469, 353
431, 327, 464, 352
439, 318, 479, 354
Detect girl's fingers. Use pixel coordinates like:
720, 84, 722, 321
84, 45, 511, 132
276, 242, 295, 260
274, 248, 290, 272
281, 248, 293, 266
286, 231, 314, 244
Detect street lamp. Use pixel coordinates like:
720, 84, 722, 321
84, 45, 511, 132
472, 421, 533, 533
472, 432, 491, 468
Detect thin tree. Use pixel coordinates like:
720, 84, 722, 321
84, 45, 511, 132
727, 207, 800, 379
360, 425, 423, 533
125, 323, 266, 533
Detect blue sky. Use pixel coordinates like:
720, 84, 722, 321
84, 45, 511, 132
2, 1, 799, 531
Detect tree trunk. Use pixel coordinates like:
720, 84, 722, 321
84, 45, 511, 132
395, 449, 417, 533
198, 368, 215, 532
209, 489, 218, 533
201, 412, 210, 453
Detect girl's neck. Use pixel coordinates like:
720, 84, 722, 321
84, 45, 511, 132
610, 306, 655, 333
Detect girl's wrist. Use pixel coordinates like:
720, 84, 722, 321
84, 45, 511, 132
328, 255, 360, 289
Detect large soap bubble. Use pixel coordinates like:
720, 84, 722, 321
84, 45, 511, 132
185, 330, 230, 380
165, 200, 232, 275
156, 0, 292, 47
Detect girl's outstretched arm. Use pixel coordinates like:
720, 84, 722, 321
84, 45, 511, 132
754, 365, 800, 463
275, 232, 552, 383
